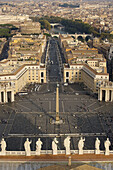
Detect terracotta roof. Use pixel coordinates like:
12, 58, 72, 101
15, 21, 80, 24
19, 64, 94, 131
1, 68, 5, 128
69, 63, 109, 76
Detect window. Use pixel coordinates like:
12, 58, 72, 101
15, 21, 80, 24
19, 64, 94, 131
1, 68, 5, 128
41, 72, 44, 77
66, 72, 69, 77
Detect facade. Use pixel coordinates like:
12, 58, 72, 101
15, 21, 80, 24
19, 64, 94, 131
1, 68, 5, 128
0, 60, 46, 103
20, 21, 41, 34
64, 64, 109, 93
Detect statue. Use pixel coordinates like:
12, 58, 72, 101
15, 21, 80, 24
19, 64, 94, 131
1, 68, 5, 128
104, 138, 111, 155
95, 137, 100, 154
78, 137, 85, 155
52, 137, 58, 155
64, 136, 71, 155
36, 138, 43, 155
0, 138, 6, 155
24, 138, 32, 156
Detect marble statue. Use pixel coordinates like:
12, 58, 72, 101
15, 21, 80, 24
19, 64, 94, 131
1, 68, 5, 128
104, 138, 111, 155
0, 138, 6, 155
78, 137, 85, 155
24, 138, 32, 156
36, 138, 43, 155
64, 136, 71, 155
95, 137, 100, 154
52, 137, 58, 155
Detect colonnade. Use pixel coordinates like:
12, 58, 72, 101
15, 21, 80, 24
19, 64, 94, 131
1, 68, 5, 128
0, 90, 14, 103
98, 89, 113, 102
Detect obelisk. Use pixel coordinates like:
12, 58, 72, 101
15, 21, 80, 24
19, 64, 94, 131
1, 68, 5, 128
56, 84, 60, 122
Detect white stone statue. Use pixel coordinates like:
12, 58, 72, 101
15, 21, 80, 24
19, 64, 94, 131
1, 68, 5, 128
0, 138, 6, 155
36, 138, 43, 155
104, 138, 111, 155
64, 136, 71, 155
24, 138, 32, 156
95, 137, 100, 154
52, 137, 58, 155
78, 137, 85, 155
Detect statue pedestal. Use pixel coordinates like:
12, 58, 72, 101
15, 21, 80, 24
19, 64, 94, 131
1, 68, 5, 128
53, 151, 57, 155
25, 152, 31, 156
105, 151, 110, 155
0, 151, 6, 155
36, 151, 41, 155
66, 151, 70, 155
78, 150, 83, 155
95, 149, 100, 154
51, 119, 64, 125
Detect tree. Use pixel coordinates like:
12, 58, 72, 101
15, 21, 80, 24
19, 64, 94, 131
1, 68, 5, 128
39, 20, 51, 30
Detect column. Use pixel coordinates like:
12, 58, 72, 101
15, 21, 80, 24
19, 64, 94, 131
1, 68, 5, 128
0, 91, 1, 103
111, 91, 113, 102
108, 90, 110, 101
105, 90, 109, 102
11, 91, 14, 102
3, 92, 6, 103
98, 89, 102, 101
5, 92, 8, 103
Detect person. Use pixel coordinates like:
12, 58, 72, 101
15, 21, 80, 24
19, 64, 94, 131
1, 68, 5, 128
0, 138, 6, 153
64, 136, 71, 155
104, 138, 111, 155
52, 137, 58, 155
95, 137, 100, 154
36, 138, 43, 155
24, 138, 32, 156
78, 137, 85, 154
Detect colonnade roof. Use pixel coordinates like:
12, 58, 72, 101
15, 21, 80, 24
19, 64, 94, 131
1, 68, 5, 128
0, 63, 42, 77
65, 63, 109, 76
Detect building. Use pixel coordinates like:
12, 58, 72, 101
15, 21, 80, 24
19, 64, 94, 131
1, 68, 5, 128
0, 59, 46, 103
8, 33, 46, 61
64, 64, 109, 93
60, 34, 112, 101
98, 81, 113, 102
20, 21, 41, 34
